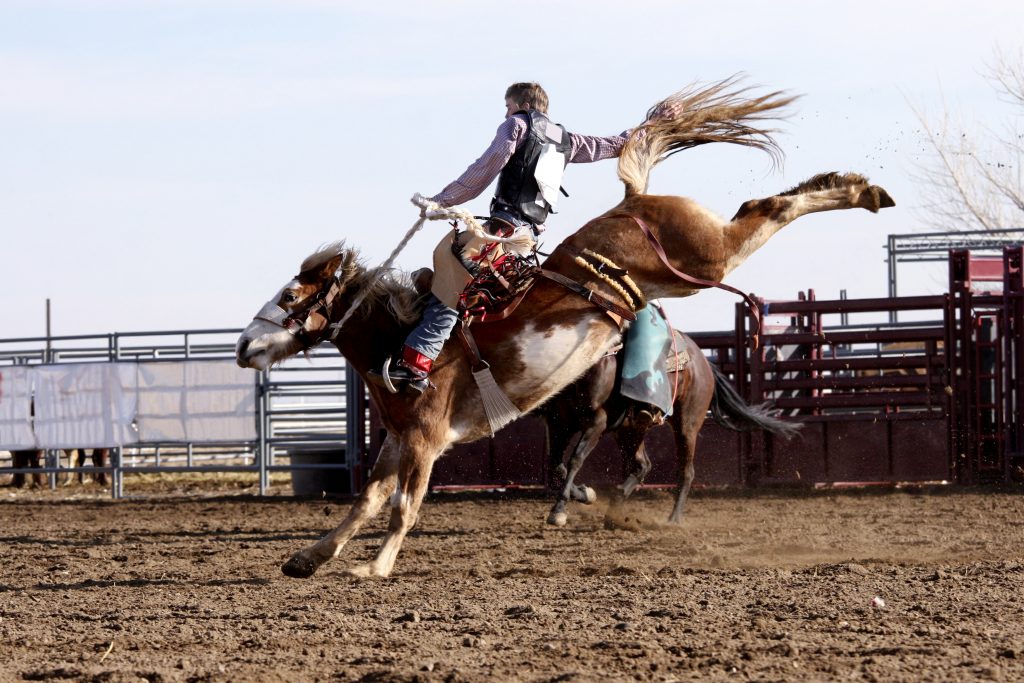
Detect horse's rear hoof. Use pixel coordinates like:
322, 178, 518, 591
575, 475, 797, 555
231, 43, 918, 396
547, 511, 568, 527
282, 554, 317, 579
582, 486, 597, 504
861, 185, 896, 212
876, 187, 896, 209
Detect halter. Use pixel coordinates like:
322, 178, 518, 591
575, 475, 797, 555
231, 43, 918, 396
252, 270, 344, 350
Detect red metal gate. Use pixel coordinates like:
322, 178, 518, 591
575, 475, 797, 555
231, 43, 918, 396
948, 247, 1024, 483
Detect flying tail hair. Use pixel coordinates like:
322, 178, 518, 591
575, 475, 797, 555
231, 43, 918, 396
709, 364, 801, 438
617, 76, 798, 196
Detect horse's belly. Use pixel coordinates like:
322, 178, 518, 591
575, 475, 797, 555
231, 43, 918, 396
505, 318, 620, 407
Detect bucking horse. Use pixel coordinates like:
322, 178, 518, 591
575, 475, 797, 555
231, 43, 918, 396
235, 80, 894, 578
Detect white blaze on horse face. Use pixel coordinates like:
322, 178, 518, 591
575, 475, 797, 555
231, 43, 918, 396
235, 284, 302, 371
505, 318, 620, 399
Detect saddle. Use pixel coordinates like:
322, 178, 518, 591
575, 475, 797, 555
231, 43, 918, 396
429, 222, 541, 322
457, 242, 540, 322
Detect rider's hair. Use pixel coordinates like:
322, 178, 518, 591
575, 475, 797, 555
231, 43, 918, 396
505, 82, 549, 114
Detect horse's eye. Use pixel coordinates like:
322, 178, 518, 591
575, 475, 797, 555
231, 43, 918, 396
283, 291, 298, 304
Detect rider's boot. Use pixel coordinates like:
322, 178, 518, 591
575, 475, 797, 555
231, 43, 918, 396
368, 345, 432, 394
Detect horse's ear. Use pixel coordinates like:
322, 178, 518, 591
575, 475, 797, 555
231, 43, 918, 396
323, 250, 356, 281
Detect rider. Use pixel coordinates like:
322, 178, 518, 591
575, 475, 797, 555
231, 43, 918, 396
369, 82, 636, 394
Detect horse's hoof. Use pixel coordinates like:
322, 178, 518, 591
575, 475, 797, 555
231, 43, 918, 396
347, 563, 388, 578
582, 486, 597, 505
547, 511, 568, 527
281, 554, 318, 579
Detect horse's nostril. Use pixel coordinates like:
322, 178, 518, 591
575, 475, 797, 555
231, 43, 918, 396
236, 338, 251, 366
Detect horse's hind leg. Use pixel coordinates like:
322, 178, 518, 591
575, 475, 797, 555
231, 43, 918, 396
29, 450, 45, 487
92, 449, 109, 486
60, 449, 77, 486
547, 409, 606, 527
668, 350, 715, 523
282, 433, 400, 579
667, 409, 697, 524
723, 173, 895, 276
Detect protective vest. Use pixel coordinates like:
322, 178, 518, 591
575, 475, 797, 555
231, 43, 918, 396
492, 111, 571, 225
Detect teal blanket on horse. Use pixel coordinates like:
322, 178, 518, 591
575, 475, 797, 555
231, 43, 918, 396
620, 303, 674, 415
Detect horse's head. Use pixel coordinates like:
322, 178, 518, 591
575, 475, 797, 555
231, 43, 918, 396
236, 243, 360, 370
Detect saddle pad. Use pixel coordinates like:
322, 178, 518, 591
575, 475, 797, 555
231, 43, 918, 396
620, 303, 674, 415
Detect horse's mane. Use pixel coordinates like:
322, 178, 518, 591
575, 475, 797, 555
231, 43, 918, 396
299, 242, 424, 325
617, 76, 798, 196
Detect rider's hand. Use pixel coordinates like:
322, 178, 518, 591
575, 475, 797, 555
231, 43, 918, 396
649, 100, 683, 121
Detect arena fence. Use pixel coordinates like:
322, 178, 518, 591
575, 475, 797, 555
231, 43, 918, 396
0, 329, 366, 498
5, 247, 1021, 496
382, 246, 1023, 490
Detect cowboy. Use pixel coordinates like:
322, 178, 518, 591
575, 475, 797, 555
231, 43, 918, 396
369, 82, 647, 394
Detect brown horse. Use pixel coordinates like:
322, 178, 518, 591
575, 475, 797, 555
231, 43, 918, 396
536, 331, 799, 527
236, 81, 894, 578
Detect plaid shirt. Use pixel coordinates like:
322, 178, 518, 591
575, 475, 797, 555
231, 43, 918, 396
430, 113, 629, 210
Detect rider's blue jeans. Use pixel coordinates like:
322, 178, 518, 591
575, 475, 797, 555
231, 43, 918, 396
405, 294, 460, 361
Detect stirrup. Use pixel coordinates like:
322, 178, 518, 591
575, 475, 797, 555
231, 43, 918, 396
367, 356, 431, 395
635, 408, 664, 427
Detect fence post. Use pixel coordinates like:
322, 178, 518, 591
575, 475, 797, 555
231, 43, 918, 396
257, 369, 268, 495
111, 446, 123, 499
345, 363, 367, 494
1004, 246, 1024, 479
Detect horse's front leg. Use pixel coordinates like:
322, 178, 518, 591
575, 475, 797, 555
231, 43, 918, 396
348, 433, 441, 578
547, 409, 606, 527
282, 433, 400, 579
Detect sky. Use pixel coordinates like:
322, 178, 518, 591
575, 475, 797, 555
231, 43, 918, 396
2, 0, 1022, 341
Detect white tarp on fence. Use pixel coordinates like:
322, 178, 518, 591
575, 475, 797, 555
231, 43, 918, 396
135, 361, 256, 442
32, 363, 138, 448
0, 360, 256, 449
0, 366, 37, 449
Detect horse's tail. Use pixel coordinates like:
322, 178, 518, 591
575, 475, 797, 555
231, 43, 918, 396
617, 76, 798, 197
709, 364, 801, 438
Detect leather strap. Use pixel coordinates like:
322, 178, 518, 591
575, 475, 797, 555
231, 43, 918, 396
560, 243, 629, 278
537, 269, 637, 323
460, 279, 538, 325
456, 322, 487, 372
620, 214, 762, 348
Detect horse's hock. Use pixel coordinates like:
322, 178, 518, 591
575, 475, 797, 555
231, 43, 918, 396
288, 447, 350, 496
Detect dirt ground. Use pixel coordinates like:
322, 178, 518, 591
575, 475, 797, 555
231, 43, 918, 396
2, 481, 1024, 682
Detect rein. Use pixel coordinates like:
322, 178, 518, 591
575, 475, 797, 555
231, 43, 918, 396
620, 214, 762, 349
253, 274, 343, 349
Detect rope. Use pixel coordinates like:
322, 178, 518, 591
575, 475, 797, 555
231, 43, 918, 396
573, 256, 636, 310
581, 248, 646, 308
330, 194, 536, 337
570, 249, 646, 312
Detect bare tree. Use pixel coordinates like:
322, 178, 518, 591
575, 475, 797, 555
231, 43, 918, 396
913, 48, 1024, 233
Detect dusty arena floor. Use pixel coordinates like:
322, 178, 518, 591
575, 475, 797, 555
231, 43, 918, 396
3, 483, 1024, 682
